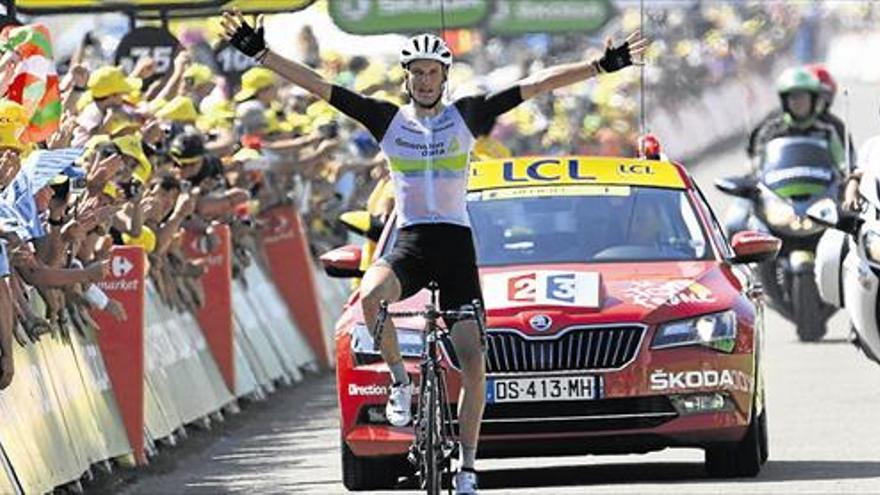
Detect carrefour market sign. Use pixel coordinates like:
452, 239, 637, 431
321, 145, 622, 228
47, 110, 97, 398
329, 0, 489, 35
488, 0, 615, 35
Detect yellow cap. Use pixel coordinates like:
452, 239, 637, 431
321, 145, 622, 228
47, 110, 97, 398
88, 66, 142, 99
102, 182, 119, 199
105, 113, 141, 137
113, 133, 152, 183
155, 96, 199, 123
183, 63, 214, 87
0, 100, 27, 151
232, 147, 261, 162
196, 98, 235, 132
122, 225, 156, 253
234, 67, 277, 102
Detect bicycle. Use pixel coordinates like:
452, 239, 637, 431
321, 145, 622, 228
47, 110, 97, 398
373, 281, 486, 494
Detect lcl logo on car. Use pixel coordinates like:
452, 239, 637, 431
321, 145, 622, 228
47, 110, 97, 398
529, 314, 553, 332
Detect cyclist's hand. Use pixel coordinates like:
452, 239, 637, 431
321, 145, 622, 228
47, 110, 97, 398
596, 30, 648, 73
221, 9, 267, 59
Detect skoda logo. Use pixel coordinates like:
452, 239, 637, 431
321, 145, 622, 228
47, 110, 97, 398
529, 314, 553, 332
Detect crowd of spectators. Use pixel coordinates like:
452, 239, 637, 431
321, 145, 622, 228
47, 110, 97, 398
0, 2, 873, 391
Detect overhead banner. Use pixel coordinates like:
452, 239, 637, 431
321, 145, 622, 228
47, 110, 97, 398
487, 0, 615, 35
329, 0, 489, 35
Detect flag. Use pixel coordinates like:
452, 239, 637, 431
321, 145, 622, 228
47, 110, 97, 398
1, 23, 61, 144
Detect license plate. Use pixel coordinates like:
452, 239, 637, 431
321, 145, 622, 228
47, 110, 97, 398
486, 375, 601, 404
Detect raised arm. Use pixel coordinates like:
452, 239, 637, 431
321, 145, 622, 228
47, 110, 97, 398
221, 10, 332, 101
518, 31, 647, 101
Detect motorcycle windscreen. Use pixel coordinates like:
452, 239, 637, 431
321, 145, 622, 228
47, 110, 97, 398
760, 136, 839, 199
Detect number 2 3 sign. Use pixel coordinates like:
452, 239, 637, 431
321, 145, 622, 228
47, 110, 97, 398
483, 271, 601, 309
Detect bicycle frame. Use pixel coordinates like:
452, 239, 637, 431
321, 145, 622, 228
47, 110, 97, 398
373, 281, 486, 494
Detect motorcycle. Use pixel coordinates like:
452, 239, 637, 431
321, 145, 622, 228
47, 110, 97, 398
811, 168, 880, 365
716, 136, 841, 341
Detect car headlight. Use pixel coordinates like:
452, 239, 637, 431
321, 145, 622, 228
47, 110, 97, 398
350, 323, 424, 365
652, 310, 737, 353
863, 229, 880, 265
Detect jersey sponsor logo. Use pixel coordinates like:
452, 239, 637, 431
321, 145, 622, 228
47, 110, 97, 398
649, 368, 752, 393
484, 270, 601, 308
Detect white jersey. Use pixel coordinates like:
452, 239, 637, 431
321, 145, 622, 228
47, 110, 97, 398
328, 84, 523, 228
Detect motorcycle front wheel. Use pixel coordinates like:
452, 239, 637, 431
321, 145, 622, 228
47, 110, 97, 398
792, 272, 827, 342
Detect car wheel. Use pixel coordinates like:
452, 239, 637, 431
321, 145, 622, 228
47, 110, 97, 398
758, 408, 769, 464
704, 406, 763, 478
341, 442, 404, 490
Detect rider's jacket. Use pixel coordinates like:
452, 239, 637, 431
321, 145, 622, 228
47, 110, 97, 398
747, 111, 851, 171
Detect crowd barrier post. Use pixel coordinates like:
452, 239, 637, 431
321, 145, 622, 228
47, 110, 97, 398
183, 224, 236, 392
89, 246, 147, 465
258, 205, 330, 367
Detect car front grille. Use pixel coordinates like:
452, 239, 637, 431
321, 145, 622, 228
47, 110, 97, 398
482, 325, 645, 374
452, 396, 678, 436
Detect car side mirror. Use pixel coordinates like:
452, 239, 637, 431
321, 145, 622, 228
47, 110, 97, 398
320, 244, 364, 278
714, 176, 758, 199
806, 198, 862, 234
730, 231, 781, 264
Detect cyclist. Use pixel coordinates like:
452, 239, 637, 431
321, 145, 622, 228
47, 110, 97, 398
221, 10, 645, 493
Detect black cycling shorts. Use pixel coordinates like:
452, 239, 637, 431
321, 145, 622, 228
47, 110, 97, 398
380, 223, 483, 321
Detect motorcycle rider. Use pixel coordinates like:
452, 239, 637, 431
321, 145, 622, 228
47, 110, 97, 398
728, 67, 846, 234
747, 67, 846, 167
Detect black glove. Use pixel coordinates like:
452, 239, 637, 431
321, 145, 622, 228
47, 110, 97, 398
228, 17, 267, 58
596, 41, 632, 73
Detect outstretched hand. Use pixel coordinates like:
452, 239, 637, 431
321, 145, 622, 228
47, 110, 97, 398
596, 30, 649, 73
220, 9, 268, 59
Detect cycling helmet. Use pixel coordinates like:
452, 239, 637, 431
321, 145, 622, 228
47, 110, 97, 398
400, 33, 452, 68
805, 63, 837, 106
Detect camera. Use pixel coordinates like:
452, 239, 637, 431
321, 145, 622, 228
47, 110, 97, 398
318, 121, 339, 139
121, 180, 142, 199
70, 177, 87, 194
180, 180, 192, 193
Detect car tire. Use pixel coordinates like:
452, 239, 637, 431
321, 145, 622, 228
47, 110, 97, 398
704, 407, 763, 478
758, 407, 769, 464
341, 442, 403, 490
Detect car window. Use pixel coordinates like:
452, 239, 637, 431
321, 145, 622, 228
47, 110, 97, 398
465, 186, 711, 266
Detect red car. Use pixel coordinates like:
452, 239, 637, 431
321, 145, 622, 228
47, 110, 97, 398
322, 156, 780, 491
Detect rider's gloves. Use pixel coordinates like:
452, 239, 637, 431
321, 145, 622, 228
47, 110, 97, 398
596, 41, 633, 73
228, 17, 267, 58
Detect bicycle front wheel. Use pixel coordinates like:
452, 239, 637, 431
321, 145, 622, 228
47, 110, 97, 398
423, 364, 442, 495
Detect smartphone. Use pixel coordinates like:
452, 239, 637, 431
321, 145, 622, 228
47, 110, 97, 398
70, 177, 87, 194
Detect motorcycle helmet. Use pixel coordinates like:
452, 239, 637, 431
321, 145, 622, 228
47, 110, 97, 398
806, 63, 837, 110
776, 67, 822, 127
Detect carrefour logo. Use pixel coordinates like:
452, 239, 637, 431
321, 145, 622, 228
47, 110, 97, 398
111, 256, 134, 278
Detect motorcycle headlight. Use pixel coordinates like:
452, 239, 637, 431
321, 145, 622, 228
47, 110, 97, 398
652, 310, 737, 353
762, 193, 797, 229
863, 230, 880, 265
350, 323, 424, 365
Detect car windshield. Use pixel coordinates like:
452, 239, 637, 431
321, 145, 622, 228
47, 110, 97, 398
466, 185, 711, 266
